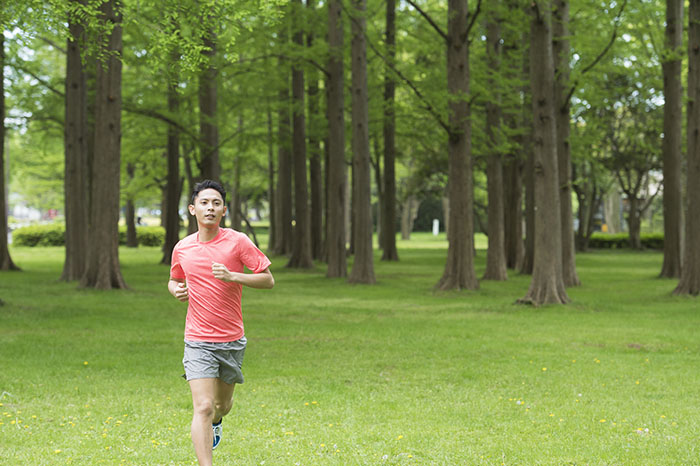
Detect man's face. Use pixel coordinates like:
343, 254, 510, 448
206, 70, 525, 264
189, 188, 227, 228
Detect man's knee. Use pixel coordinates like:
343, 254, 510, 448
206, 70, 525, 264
193, 398, 216, 419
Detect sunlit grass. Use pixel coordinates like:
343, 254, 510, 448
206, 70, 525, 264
1, 236, 698, 465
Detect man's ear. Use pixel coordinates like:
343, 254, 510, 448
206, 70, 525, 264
188, 204, 196, 216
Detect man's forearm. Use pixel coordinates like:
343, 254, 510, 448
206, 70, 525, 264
233, 269, 274, 289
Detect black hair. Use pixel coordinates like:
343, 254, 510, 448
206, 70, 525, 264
191, 180, 227, 204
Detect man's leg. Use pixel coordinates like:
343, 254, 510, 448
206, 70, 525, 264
213, 379, 235, 423
189, 378, 218, 466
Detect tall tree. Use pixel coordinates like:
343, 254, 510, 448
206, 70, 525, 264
381, 0, 399, 262
0, 32, 18, 272
62, 0, 88, 279
307, 0, 324, 261
80, 0, 127, 289
660, 0, 684, 278
552, 0, 580, 287
161, 47, 182, 265
287, 0, 314, 268
483, 1, 507, 281
435, 0, 479, 290
674, 0, 700, 296
518, 0, 569, 305
272, 20, 293, 256
348, 0, 376, 284
326, 0, 348, 278
199, 23, 220, 182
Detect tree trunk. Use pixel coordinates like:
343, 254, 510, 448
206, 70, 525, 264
400, 195, 419, 240
518, 0, 569, 305
553, 0, 579, 287
660, 0, 684, 278
483, 4, 507, 281
266, 105, 277, 250
198, 26, 220, 182
0, 33, 18, 272
62, 7, 88, 279
520, 37, 535, 276
161, 70, 181, 265
348, 0, 376, 284
307, 0, 324, 261
230, 115, 244, 231
627, 197, 643, 250
326, 0, 347, 277
273, 23, 293, 256
80, 0, 127, 289
503, 150, 523, 270
125, 164, 138, 248
436, 0, 479, 291
287, 0, 314, 269
675, 0, 700, 295
381, 0, 399, 262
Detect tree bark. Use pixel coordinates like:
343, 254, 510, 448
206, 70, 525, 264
483, 4, 507, 281
326, 0, 347, 277
518, 0, 569, 305
381, 0, 399, 262
273, 23, 293, 256
125, 164, 138, 248
287, 0, 314, 269
307, 0, 324, 261
198, 26, 220, 182
436, 0, 479, 291
266, 105, 277, 250
675, 0, 700, 295
0, 33, 18, 272
553, 0, 580, 287
161, 68, 181, 265
348, 0, 376, 284
80, 0, 127, 289
660, 0, 684, 278
62, 6, 88, 279
520, 37, 535, 276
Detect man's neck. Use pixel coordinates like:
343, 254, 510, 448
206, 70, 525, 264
198, 226, 220, 243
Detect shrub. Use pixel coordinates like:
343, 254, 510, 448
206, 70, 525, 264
12, 224, 65, 247
588, 232, 664, 250
12, 224, 165, 247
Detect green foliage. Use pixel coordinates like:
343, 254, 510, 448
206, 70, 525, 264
10, 223, 65, 246
12, 224, 165, 247
588, 232, 664, 250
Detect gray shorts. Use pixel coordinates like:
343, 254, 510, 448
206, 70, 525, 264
182, 337, 247, 385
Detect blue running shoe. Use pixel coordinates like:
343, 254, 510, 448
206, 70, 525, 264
212, 420, 222, 450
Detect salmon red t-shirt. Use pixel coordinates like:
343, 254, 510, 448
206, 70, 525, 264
170, 228, 271, 342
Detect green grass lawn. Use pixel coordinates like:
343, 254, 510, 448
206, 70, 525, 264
1, 233, 699, 465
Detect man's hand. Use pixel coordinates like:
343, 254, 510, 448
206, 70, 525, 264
212, 262, 234, 282
169, 279, 189, 302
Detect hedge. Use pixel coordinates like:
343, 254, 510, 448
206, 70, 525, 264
587, 232, 664, 250
12, 224, 165, 247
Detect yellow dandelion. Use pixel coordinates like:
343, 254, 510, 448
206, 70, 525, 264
542, 368, 547, 372
55, 450, 62, 454
84, 361, 89, 366
397, 435, 404, 440
600, 419, 606, 423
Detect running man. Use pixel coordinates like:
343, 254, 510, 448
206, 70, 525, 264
168, 180, 274, 466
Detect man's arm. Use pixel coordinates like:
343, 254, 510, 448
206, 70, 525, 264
168, 278, 189, 301
211, 263, 275, 289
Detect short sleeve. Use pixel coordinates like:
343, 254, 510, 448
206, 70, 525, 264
238, 233, 272, 273
170, 244, 186, 280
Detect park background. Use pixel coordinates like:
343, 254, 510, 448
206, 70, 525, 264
2, 0, 700, 464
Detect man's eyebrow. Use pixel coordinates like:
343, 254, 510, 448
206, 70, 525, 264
198, 196, 223, 202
